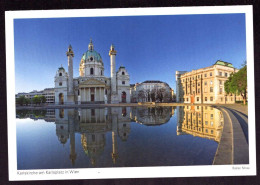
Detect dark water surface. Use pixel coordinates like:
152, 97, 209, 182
16, 106, 224, 169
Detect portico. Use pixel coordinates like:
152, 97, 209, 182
79, 79, 106, 104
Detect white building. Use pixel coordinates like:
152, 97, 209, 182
54, 40, 130, 104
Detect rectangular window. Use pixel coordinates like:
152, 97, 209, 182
205, 97, 207, 101
210, 87, 213, 92
198, 82, 200, 86
210, 80, 213, 85
211, 114, 213, 119
219, 71, 222, 76
210, 72, 212, 76
225, 72, 228, 77
210, 97, 213, 101
187, 98, 189, 101
198, 88, 200, 93
211, 121, 213, 126
211, 130, 214, 134
197, 97, 199, 101
219, 80, 222, 85
122, 81, 125, 85
219, 88, 222, 94
205, 121, 208, 125
204, 73, 207, 77
221, 97, 223, 102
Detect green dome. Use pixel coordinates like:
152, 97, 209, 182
82, 50, 102, 62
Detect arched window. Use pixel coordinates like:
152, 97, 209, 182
59, 72, 62, 76
122, 71, 125, 75
90, 68, 94, 75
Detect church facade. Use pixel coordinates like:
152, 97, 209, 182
54, 40, 130, 104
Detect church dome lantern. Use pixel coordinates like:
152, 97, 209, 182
81, 39, 103, 63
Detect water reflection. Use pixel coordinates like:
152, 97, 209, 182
176, 106, 224, 142
17, 107, 174, 166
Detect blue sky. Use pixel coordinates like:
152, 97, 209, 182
14, 14, 246, 93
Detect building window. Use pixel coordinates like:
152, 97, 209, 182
225, 72, 228, 77
210, 72, 212, 76
211, 130, 213, 134
205, 97, 207, 101
219, 80, 222, 85
197, 97, 199, 101
204, 73, 207, 77
198, 82, 200, 86
78, 90, 80, 95
210, 80, 213, 85
219, 71, 222, 76
187, 98, 189, 101
90, 68, 94, 75
210, 87, 213, 92
59, 72, 62, 76
210, 97, 213, 101
220, 88, 223, 94
205, 121, 208, 125
198, 88, 200, 93
198, 75, 200, 79
105, 89, 107, 95
211, 121, 213, 126
101, 70, 103, 75
122, 81, 125, 85
122, 71, 125, 75
221, 97, 223, 102
204, 81, 207, 86
206, 129, 208, 133
59, 82, 62, 86
193, 84, 195, 87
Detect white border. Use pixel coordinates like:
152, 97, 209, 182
6, 6, 256, 181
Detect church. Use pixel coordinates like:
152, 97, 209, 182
54, 40, 130, 104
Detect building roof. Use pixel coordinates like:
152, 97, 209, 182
214, 60, 234, 68
143, 80, 164, 83
82, 50, 102, 62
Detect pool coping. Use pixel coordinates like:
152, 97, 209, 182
212, 106, 249, 165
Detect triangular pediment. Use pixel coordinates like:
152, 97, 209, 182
79, 78, 106, 87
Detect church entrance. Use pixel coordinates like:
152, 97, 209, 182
91, 94, 95, 102
121, 91, 126, 103
59, 93, 64, 104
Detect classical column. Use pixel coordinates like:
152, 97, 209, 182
94, 87, 97, 101
99, 87, 101, 101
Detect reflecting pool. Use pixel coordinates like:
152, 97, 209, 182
16, 106, 224, 169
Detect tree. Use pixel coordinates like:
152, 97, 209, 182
224, 65, 247, 104
138, 90, 145, 102
32, 95, 41, 105
39, 95, 46, 104
16, 96, 30, 106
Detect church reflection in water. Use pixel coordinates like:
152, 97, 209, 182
176, 106, 224, 143
16, 105, 224, 167
44, 106, 174, 166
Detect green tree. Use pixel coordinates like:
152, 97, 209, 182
224, 65, 247, 105
39, 95, 46, 104
32, 95, 41, 105
16, 96, 30, 106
